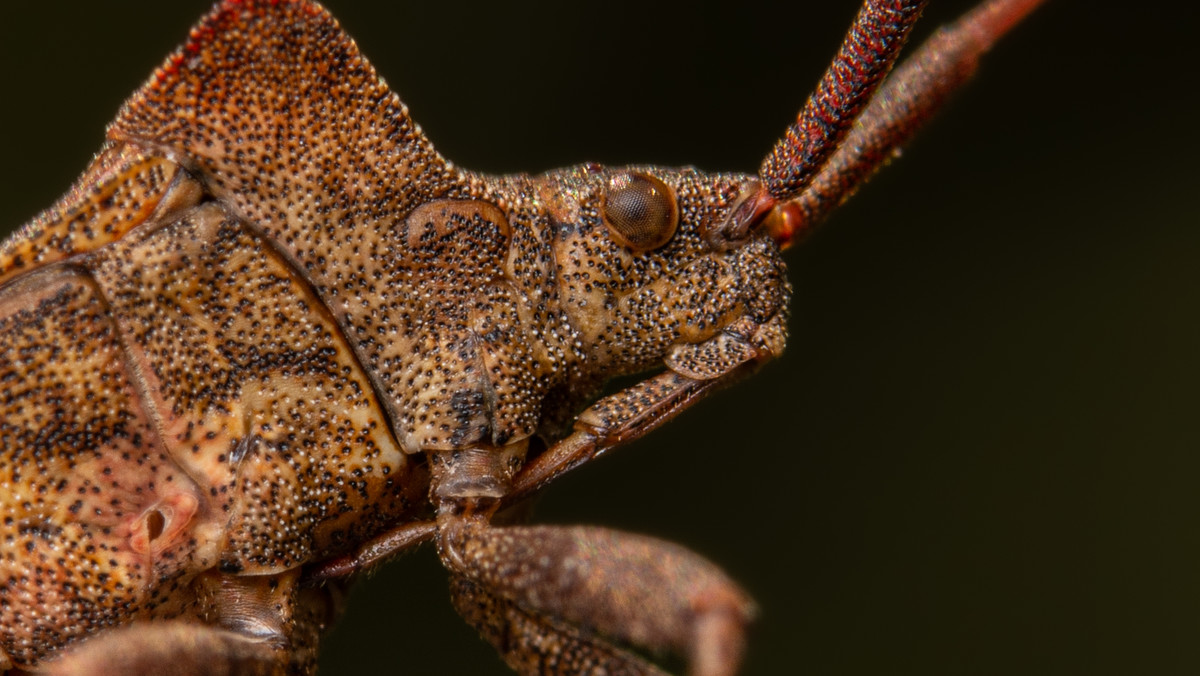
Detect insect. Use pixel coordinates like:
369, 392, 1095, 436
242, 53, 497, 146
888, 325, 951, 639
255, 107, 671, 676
0, 2, 1051, 672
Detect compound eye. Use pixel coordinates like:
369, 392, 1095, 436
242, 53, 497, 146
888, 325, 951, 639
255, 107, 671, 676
601, 172, 679, 251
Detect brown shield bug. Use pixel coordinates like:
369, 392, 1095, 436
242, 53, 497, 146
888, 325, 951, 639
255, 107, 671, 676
3, 1, 1196, 674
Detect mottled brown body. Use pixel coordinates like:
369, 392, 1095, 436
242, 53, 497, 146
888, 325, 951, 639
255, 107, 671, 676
0, 0, 1043, 673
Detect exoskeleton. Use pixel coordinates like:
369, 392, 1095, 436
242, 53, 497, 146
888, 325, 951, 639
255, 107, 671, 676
0, 1, 1044, 673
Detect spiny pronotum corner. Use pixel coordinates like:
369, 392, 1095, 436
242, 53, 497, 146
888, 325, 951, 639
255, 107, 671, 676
0, 1, 1044, 674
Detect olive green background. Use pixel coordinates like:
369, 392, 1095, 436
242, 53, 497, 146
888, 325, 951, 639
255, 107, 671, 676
2, 1, 1198, 674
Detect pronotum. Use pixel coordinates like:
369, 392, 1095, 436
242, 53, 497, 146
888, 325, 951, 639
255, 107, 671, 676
1, 1, 1196, 674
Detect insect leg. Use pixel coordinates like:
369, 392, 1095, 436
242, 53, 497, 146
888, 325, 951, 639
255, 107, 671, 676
38, 621, 281, 676
303, 520, 438, 582
507, 367, 747, 504
40, 570, 340, 676
439, 519, 754, 676
448, 572, 672, 676
429, 363, 763, 674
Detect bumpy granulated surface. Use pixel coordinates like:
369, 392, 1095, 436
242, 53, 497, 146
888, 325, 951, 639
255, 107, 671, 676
0, 0, 790, 670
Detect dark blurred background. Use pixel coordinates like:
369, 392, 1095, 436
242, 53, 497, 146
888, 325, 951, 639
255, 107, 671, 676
2, 1, 1198, 674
